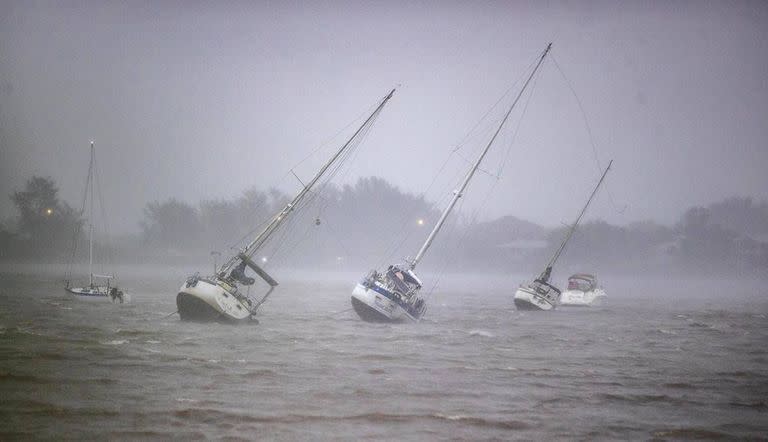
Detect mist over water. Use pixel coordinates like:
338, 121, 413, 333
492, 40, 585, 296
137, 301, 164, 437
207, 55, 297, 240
1, 267, 766, 439
1, 1, 767, 439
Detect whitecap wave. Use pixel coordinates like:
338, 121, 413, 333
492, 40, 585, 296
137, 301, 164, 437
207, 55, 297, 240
469, 330, 494, 338
101, 339, 128, 345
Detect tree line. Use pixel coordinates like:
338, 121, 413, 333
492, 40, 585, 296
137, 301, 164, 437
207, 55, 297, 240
3, 175, 767, 276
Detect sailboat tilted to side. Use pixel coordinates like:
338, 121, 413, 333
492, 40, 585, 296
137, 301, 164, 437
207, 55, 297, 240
513, 160, 612, 311
350, 44, 553, 323
177, 89, 395, 323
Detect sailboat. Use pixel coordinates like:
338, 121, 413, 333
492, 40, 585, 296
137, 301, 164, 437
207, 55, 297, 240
176, 89, 395, 323
513, 160, 612, 311
65, 142, 125, 303
351, 43, 552, 323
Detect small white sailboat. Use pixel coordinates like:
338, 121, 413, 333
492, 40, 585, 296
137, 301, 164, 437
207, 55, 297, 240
513, 161, 612, 311
65, 142, 125, 303
558, 273, 606, 307
351, 44, 553, 323
177, 89, 396, 323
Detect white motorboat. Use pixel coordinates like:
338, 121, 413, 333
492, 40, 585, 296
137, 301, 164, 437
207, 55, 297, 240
352, 43, 553, 323
514, 161, 612, 311
65, 142, 126, 304
558, 273, 606, 307
177, 89, 396, 323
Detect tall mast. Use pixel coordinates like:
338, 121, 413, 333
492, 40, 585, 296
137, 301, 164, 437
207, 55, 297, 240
410, 43, 552, 269
88, 141, 94, 287
220, 89, 396, 274
539, 160, 612, 282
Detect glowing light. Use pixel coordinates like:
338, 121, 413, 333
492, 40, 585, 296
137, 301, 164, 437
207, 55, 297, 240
336, 256, 343, 261
261, 257, 268, 263
417, 219, 424, 226
45, 208, 53, 215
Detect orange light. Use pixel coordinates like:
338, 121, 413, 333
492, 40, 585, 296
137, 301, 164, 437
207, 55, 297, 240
45, 208, 53, 215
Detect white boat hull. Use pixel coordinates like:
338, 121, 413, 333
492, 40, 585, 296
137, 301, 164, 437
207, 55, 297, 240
67, 286, 127, 303
559, 288, 607, 307
177, 277, 253, 323
350, 283, 419, 323
513, 285, 558, 311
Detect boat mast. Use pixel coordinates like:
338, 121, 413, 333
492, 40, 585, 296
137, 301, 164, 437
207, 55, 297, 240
539, 160, 612, 282
219, 89, 396, 274
410, 43, 552, 270
88, 141, 94, 287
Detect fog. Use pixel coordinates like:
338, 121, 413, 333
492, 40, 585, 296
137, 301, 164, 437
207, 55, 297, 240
2, 1, 767, 237
2, 4, 768, 438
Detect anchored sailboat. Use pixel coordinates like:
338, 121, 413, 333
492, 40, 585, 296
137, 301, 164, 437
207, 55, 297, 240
351, 44, 552, 323
177, 89, 395, 323
513, 160, 612, 311
65, 142, 125, 303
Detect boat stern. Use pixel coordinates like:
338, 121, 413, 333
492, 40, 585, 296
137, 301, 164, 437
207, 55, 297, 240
351, 282, 405, 323
177, 276, 252, 322
513, 284, 558, 311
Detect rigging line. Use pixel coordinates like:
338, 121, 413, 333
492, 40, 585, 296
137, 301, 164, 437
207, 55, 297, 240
262, 178, 331, 267
550, 54, 626, 214
373, 150, 463, 269
452, 56, 539, 152
226, 97, 382, 251
280, 104, 380, 225
423, 186, 475, 300
496, 55, 544, 179
66, 148, 94, 282
285, 114, 379, 249
228, 201, 278, 251
377, 163, 465, 269
298, 189, 354, 260
327, 307, 354, 317
376, 182, 457, 268
321, 216, 354, 260
367, 60, 537, 268
289, 100, 379, 171
426, 179, 500, 299
454, 150, 499, 178
265, 213, 316, 271
550, 54, 603, 174
315, 110, 380, 190
259, 201, 304, 264
290, 169, 307, 188
93, 154, 114, 274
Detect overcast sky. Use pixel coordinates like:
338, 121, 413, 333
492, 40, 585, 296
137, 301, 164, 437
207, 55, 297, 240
1, 1, 767, 233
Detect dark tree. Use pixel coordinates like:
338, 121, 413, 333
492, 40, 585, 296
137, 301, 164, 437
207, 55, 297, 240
10, 176, 82, 256
140, 199, 201, 248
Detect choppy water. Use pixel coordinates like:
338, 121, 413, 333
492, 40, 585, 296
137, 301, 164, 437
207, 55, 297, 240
1, 268, 767, 440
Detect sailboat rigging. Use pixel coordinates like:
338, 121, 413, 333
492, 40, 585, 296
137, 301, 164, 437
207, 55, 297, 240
176, 89, 396, 323
65, 142, 125, 303
350, 43, 552, 323
513, 160, 612, 311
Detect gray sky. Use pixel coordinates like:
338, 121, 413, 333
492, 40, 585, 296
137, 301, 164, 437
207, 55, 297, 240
1, 1, 767, 233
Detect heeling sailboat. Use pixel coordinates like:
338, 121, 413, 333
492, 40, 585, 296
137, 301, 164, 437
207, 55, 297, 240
513, 160, 612, 311
65, 142, 125, 303
177, 89, 396, 323
351, 43, 552, 323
